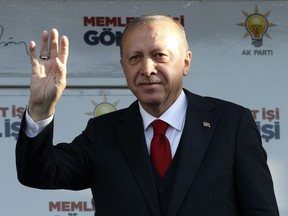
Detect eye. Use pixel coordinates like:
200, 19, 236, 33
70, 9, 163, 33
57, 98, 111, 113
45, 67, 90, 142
129, 55, 142, 64
154, 53, 169, 62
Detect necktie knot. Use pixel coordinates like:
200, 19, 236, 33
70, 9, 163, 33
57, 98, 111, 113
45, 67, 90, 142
152, 119, 169, 135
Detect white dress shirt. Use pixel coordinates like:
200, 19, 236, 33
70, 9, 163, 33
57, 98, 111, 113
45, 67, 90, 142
25, 90, 188, 158
139, 90, 188, 158
25, 110, 54, 138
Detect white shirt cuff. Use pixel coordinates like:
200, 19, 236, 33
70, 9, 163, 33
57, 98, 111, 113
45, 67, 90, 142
25, 111, 54, 138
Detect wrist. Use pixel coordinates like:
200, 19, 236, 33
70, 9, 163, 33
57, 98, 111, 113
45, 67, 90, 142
28, 104, 55, 122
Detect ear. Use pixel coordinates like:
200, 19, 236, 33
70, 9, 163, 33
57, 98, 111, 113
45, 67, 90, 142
183, 50, 192, 76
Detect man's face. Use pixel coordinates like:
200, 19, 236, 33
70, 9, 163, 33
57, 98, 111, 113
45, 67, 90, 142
121, 20, 192, 116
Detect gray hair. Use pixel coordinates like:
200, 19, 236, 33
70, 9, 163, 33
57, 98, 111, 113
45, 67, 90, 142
120, 14, 189, 57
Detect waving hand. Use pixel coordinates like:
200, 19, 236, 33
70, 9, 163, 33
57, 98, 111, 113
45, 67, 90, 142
28, 29, 69, 122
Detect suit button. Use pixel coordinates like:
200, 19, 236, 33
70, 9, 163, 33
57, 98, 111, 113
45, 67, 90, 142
158, 187, 165, 193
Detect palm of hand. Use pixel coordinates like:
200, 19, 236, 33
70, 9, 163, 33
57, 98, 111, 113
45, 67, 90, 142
30, 58, 67, 106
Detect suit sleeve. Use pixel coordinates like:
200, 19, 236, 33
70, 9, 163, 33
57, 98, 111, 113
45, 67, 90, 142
16, 112, 93, 190
234, 108, 279, 216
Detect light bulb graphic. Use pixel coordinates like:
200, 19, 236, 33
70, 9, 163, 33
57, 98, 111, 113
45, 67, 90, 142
245, 13, 268, 47
237, 5, 276, 47
85, 96, 119, 117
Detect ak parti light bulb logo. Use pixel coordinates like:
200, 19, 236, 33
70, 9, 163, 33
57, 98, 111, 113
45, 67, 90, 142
85, 95, 119, 117
237, 5, 276, 47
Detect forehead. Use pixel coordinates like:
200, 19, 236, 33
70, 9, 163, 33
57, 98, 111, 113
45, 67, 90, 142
121, 21, 182, 50
124, 20, 180, 38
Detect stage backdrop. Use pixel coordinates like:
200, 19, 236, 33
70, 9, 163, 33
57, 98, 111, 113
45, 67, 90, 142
0, 0, 287, 215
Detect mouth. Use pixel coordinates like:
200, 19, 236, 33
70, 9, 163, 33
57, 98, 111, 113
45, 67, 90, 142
138, 82, 162, 89
137, 75, 162, 86
139, 82, 160, 85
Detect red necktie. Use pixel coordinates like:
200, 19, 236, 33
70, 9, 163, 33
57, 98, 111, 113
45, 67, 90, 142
150, 119, 172, 177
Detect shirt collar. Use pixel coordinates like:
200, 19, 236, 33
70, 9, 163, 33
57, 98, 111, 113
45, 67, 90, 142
139, 90, 188, 131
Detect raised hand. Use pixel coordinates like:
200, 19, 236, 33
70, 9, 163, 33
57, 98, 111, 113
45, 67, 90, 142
28, 29, 69, 122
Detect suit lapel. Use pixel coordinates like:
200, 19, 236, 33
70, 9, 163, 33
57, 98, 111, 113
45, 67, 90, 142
167, 92, 218, 216
116, 102, 161, 216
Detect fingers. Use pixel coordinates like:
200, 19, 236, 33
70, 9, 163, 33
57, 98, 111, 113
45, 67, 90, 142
40, 30, 49, 59
37, 28, 68, 63
29, 29, 69, 77
49, 29, 58, 59
59, 35, 69, 65
29, 40, 40, 74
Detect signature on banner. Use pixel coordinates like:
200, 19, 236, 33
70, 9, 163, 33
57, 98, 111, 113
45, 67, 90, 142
0, 25, 29, 56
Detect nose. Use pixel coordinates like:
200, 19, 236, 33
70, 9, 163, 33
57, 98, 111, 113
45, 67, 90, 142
141, 58, 156, 76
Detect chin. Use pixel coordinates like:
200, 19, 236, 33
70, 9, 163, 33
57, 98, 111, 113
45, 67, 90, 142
133, 87, 165, 102
138, 95, 164, 106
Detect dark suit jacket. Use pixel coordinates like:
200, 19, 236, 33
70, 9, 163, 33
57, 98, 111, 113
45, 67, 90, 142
16, 89, 279, 216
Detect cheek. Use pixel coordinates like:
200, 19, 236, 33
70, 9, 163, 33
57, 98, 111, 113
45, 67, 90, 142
161, 65, 183, 82
123, 67, 137, 86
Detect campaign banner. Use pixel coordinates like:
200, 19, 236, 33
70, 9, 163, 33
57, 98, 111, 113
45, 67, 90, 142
0, 0, 287, 215
0, 88, 136, 216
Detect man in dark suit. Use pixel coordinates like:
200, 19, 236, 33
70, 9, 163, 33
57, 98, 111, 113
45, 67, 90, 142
16, 14, 279, 215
